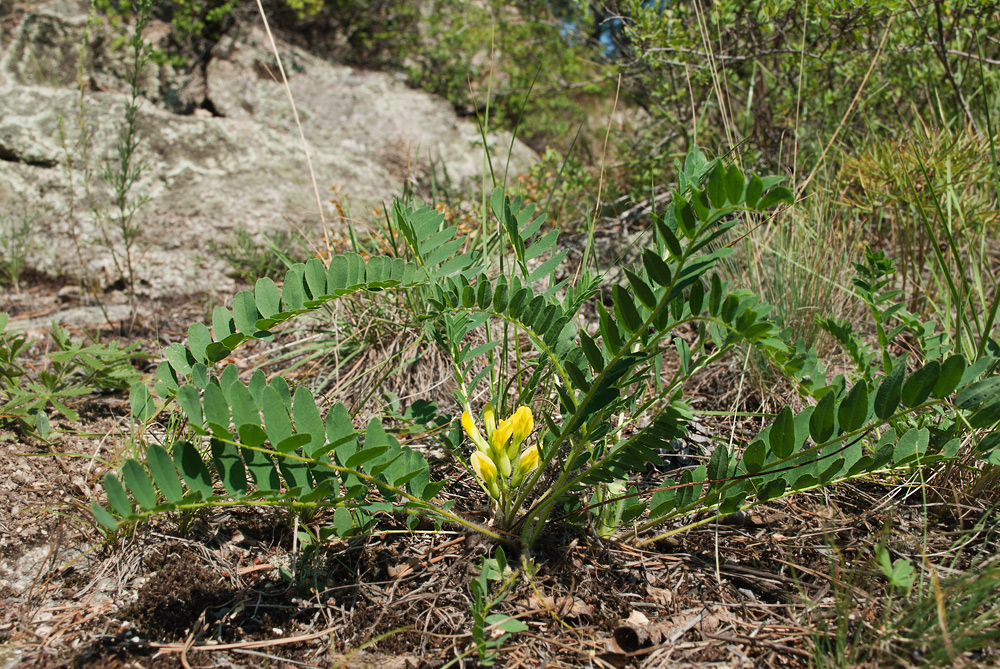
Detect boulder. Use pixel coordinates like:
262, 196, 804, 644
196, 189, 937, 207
0, 1, 536, 300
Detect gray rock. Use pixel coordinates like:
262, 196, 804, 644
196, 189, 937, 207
0, 3, 536, 299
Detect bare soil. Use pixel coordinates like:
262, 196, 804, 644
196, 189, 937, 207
1, 277, 997, 668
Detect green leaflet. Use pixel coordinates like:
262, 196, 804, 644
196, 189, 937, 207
933, 354, 966, 398
769, 406, 796, 459
129, 381, 155, 423
838, 381, 870, 433
103, 473, 132, 517
957, 376, 1000, 410
254, 277, 281, 319
146, 444, 183, 503
874, 360, 907, 420
121, 460, 158, 510
901, 360, 940, 408
809, 391, 837, 443
624, 268, 657, 310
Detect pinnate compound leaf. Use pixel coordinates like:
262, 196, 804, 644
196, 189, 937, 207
838, 381, 870, 432
901, 360, 940, 408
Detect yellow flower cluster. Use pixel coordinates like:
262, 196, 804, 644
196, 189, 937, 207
463, 404, 540, 500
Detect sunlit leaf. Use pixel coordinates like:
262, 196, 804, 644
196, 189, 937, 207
147, 444, 183, 503
103, 473, 132, 517
122, 460, 158, 510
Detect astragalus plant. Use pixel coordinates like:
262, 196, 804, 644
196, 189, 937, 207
94, 148, 1000, 552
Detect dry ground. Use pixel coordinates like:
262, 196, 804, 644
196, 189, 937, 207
1, 276, 998, 668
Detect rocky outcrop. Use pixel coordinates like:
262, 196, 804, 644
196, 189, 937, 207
0, 1, 536, 299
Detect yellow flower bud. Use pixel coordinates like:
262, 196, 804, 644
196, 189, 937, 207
511, 406, 534, 445
462, 411, 489, 453
490, 418, 514, 461
507, 406, 534, 460
484, 402, 497, 437
471, 450, 498, 487
511, 445, 540, 487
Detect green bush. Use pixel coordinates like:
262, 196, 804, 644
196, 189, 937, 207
599, 0, 1000, 194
